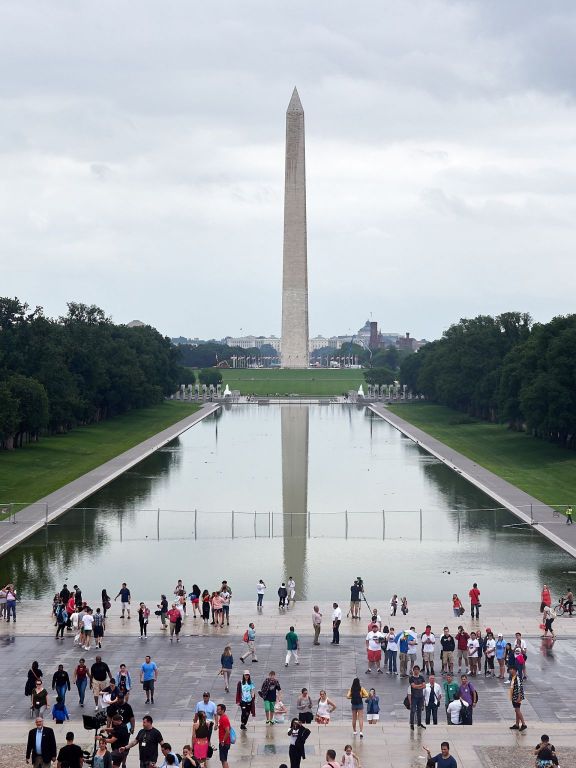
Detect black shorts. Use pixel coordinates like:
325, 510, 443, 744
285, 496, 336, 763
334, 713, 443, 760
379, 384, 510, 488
94, 626, 104, 638
219, 744, 230, 762
512, 701, 521, 709
143, 680, 155, 692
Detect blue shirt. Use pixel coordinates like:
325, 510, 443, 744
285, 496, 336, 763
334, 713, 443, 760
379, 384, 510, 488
195, 700, 217, 721
35, 729, 43, 755
141, 662, 157, 682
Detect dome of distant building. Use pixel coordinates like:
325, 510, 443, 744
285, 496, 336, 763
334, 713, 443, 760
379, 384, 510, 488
127, 319, 146, 328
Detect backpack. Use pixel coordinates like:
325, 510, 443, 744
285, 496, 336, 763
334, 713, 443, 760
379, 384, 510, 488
243, 630, 249, 642
57, 607, 68, 623
229, 726, 236, 745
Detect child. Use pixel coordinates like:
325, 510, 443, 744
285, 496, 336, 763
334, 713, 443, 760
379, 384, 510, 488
513, 649, 525, 681
52, 695, 69, 724
341, 745, 360, 768
273, 694, 288, 724
366, 688, 380, 724
400, 597, 409, 615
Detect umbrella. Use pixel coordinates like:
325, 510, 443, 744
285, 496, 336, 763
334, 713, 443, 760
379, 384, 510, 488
395, 630, 417, 643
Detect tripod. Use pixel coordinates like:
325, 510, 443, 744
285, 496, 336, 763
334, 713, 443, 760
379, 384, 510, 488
347, 588, 372, 619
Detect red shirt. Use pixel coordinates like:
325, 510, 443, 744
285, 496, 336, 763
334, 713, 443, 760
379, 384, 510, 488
167, 608, 181, 623
469, 588, 480, 605
456, 631, 469, 650
218, 713, 231, 745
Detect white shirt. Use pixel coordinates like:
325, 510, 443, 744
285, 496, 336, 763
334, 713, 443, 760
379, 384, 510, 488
421, 632, 436, 653
467, 639, 479, 658
407, 638, 418, 655
386, 634, 399, 652
447, 699, 466, 724
366, 631, 384, 652
485, 638, 496, 657
424, 682, 442, 706
257, 583, 266, 595
332, 606, 342, 621
514, 638, 527, 652
82, 614, 94, 631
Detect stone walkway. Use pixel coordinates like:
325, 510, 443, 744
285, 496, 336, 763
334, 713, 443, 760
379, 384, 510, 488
370, 404, 576, 558
0, 404, 219, 557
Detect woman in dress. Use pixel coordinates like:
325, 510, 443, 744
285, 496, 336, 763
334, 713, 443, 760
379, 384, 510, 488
92, 735, 112, 768
296, 688, 313, 724
138, 602, 150, 639
509, 667, 526, 731
341, 745, 361, 768
220, 646, 233, 692
236, 670, 256, 730
287, 718, 311, 768
346, 678, 369, 737
201, 590, 211, 624
192, 710, 210, 767
315, 690, 337, 725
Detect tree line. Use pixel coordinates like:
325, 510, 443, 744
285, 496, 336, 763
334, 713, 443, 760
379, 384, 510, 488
400, 311, 576, 448
0, 298, 184, 450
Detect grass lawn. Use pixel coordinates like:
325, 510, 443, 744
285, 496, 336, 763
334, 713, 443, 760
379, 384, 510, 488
389, 403, 576, 509
0, 401, 199, 508
218, 368, 364, 396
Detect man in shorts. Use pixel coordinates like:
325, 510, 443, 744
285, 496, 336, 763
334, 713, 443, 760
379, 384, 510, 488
440, 627, 455, 675
349, 581, 361, 619
217, 704, 231, 768
82, 608, 94, 651
140, 656, 158, 705
90, 656, 114, 711
115, 583, 131, 619
365, 623, 385, 674
455, 626, 469, 673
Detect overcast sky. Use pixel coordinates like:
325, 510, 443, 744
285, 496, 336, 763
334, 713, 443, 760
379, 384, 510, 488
2, 1, 575, 341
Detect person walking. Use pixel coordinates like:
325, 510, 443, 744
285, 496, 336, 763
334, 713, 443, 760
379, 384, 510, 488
566, 505, 573, 525
192, 710, 210, 767
121, 715, 163, 767
189, 584, 201, 618
167, 603, 182, 643
115, 583, 131, 619
312, 606, 322, 645
469, 584, 481, 620
216, 704, 231, 768
287, 577, 296, 603
259, 671, 282, 725
542, 604, 555, 638
26, 717, 57, 768
51, 665, 71, 705
101, 589, 111, 619
93, 608, 105, 649
452, 594, 463, 618
509, 667, 527, 731
90, 656, 114, 711
81, 607, 94, 651
138, 603, 150, 639
424, 675, 442, 725
55, 602, 68, 639
296, 688, 313, 724
285, 626, 299, 666
389, 594, 398, 616
240, 623, 258, 663
256, 580, 266, 608
346, 677, 368, 737
140, 655, 158, 705
236, 671, 256, 730
115, 663, 132, 701
287, 718, 310, 768
540, 585, 552, 612
157, 594, 169, 629
56, 732, 84, 768
332, 603, 342, 645
73, 658, 89, 708
220, 646, 233, 692
408, 665, 426, 730
31, 679, 50, 718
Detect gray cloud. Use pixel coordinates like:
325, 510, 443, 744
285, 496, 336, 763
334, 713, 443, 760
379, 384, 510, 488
1, 0, 575, 340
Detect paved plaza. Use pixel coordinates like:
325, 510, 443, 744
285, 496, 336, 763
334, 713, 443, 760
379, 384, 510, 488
2, 601, 576, 767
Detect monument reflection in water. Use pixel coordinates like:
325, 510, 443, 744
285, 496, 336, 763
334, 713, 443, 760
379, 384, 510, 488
281, 405, 309, 596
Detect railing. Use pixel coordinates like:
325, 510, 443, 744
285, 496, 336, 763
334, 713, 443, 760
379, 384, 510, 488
1, 503, 570, 541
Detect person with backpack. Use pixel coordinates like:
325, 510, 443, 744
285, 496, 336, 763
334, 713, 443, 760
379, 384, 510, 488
240, 623, 258, 663
446, 691, 467, 725
259, 671, 282, 726
93, 607, 105, 649
458, 675, 477, 725
216, 704, 232, 768
55, 602, 68, 639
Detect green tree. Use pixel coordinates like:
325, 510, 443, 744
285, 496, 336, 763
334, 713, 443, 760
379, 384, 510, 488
199, 368, 223, 387
7, 374, 49, 445
363, 366, 396, 386
0, 382, 19, 449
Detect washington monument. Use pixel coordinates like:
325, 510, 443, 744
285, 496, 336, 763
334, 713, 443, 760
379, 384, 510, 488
281, 87, 309, 369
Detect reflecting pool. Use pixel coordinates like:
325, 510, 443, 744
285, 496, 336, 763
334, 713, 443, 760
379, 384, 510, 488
3, 405, 573, 601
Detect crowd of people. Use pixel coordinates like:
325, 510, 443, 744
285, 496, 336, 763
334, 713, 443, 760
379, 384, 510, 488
11, 575, 572, 768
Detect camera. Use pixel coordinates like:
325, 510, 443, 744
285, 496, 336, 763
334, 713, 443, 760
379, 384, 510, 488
82, 711, 107, 731
356, 577, 364, 592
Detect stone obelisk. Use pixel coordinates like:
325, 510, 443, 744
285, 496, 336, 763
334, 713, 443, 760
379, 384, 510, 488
281, 87, 309, 369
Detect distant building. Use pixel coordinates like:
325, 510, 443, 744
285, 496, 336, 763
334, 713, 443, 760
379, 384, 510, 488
126, 319, 146, 328
396, 332, 427, 352
225, 336, 281, 352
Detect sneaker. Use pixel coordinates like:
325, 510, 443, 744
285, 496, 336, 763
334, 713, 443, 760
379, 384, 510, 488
353, 731, 357, 736
510, 724, 519, 730
410, 725, 414, 730
359, 732, 363, 738
519, 725, 527, 731
365, 670, 371, 674
252, 660, 258, 663
418, 724, 426, 729
377, 669, 384, 674
285, 663, 288, 667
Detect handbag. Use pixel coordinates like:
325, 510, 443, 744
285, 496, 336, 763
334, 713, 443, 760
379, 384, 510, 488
207, 746, 214, 759
403, 695, 410, 710
458, 607, 465, 616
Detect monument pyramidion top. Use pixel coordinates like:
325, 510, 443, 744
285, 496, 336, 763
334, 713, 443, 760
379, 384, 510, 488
287, 86, 304, 114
